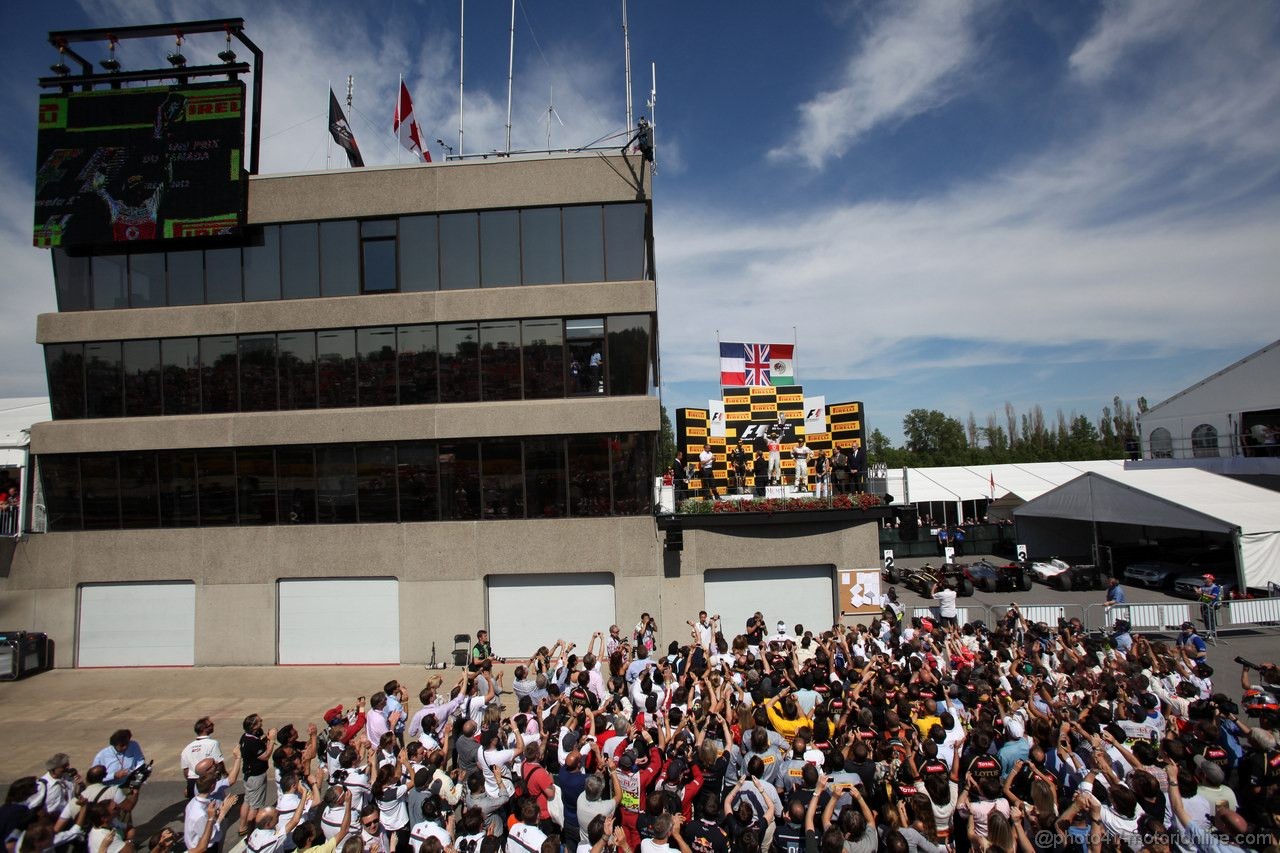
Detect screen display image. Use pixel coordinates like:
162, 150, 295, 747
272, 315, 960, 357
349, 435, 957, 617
34, 82, 246, 248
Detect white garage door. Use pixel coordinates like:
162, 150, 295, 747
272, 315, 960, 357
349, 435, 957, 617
487, 573, 614, 658
78, 583, 195, 667
704, 566, 835, 639
279, 579, 400, 664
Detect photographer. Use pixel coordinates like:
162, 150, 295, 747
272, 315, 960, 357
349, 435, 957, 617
91, 731, 146, 788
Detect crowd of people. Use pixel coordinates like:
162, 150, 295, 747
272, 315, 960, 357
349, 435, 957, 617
5, 607, 1280, 853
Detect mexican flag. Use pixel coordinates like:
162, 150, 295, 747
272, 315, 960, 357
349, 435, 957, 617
768, 344, 795, 386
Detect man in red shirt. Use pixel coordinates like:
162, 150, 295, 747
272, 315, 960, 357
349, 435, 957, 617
520, 742, 558, 836
617, 731, 663, 849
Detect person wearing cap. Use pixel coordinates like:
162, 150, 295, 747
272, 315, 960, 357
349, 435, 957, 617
615, 728, 663, 849
1193, 753, 1238, 812
1179, 621, 1209, 662
1198, 573, 1223, 633
997, 717, 1030, 779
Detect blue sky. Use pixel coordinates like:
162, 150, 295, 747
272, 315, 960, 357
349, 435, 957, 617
2, 0, 1277, 444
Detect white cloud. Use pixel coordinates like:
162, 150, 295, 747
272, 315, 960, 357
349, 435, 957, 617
770, 0, 988, 169
1069, 0, 1195, 82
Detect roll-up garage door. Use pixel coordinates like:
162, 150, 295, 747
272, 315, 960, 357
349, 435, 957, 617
78, 582, 195, 667
487, 573, 614, 658
278, 579, 399, 664
704, 566, 835, 638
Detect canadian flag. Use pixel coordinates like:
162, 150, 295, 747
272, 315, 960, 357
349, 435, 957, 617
393, 78, 431, 162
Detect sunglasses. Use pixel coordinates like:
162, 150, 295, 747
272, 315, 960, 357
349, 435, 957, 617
363, 820, 380, 829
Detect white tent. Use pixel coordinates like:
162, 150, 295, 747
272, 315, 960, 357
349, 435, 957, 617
1014, 468, 1280, 589
0, 398, 49, 468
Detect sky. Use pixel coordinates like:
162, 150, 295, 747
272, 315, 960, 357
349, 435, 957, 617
3, 0, 1278, 444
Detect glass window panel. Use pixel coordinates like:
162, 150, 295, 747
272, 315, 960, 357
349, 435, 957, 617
79, 455, 120, 530
197, 449, 236, 526
41, 455, 82, 532
524, 438, 566, 519
357, 327, 398, 407
362, 239, 397, 293
362, 219, 397, 238
205, 247, 243, 304
520, 208, 562, 285
167, 250, 205, 306
317, 329, 357, 408
356, 445, 398, 523
320, 220, 359, 297
53, 251, 91, 312
278, 331, 317, 410
122, 339, 162, 417
158, 450, 198, 527
243, 225, 281, 301
316, 445, 357, 524
397, 325, 438, 405
566, 318, 605, 396
118, 452, 159, 529
238, 334, 278, 412
84, 341, 123, 418
161, 337, 200, 415
604, 203, 648, 281
397, 444, 438, 522
281, 223, 320, 299
480, 320, 521, 401
398, 215, 439, 292
276, 447, 317, 524
439, 441, 480, 520
606, 314, 651, 396
562, 205, 604, 283
521, 319, 564, 400
91, 255, 128, 310
611, 433, 654, 516
439, 213, 479, 290
46, 344, 85, 420
199, 335, 238, 414
479, 210, 520, 287
128, 252, 166, 308
236, 448, 277, 525
438, 323, 480, 403
481, 440, 524, 520
567, 434, 611, 517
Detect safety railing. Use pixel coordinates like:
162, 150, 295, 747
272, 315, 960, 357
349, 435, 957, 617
0, 507, 18, 537
1086, 602, 1195, 633
912, 606, 976, 624
1223, 597, 1280, 628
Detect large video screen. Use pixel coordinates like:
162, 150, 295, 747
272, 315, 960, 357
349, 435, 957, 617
34, 82, 246, 248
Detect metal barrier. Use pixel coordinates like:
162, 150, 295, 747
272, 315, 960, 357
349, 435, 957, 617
1087, 602, 1194, 633
1224, 597, 1280, 628
989, 603, 1081, 626
912, 606, 975, 624
0, 507, 18, 537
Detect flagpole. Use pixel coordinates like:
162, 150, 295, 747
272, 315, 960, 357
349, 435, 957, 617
459, 0, 465, 157
326, 80, 332, 169
793, 325, 798, 384
623, 0, 633, 132
505, 0, 516, 154
396, 73, 403, 165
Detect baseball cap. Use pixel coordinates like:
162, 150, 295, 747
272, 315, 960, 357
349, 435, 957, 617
324, 705, 345, 725
1181, 621, 1194, 630
1005, 718, 1025, 739
1194, 754, 1225, 785
1202, 574, 1216, 581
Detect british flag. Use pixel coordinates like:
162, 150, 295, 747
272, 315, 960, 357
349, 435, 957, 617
743, 344, 771, 386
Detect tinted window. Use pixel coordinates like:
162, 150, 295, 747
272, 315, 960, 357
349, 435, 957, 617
200, 335, 238, 413
128, 252, 166, 308
79, 455, 120, 529
566, 318, 605, 396
238, 334, 278, 412
524, 438, 566, 518
568, 434, 610, 516
362, 238, 397, 293
438, 323, 480, 403
122, 339, 162, 417
611, 433, 653, 515
236, 448, 277, 525
84, 341, 123, 418
481, 440, 523, 520
316, 445, 357, 523
118, 452, 159, 529
480, 210, 520, 287
205, 247, 243, 304
520, 208, 562, 285
197, 449, 236, 526
439, 213, 479, 289
397, 325, 438, 405
320, 220, 359, 297
521, 319, 564, 400
276, 447, 316, 524
399, 215, 439, 292
161, 338, 200, 415
439, 441, 480, 520
357, 327, 398, 407
480, 320, 521, 401
243, 225, 281, 301
281, 223, 320, 299
91, 255, 128, 310
356, 445, 398, 523
46, 344, 85, 420
53, 251, 91, 312
158, 450, 198, 527
167, 250, 204, 306
562, 205, 604, 283
607, 314, 651, 395
397, 444, 438, 522
278, 331, 317, 410
317, 329, 357, 408
42, 455, 82, 531
604, 203, 647, 281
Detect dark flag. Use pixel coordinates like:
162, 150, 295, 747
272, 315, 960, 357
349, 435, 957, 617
328, 90, 364, 168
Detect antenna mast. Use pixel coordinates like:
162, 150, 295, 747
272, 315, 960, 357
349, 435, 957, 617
459, 0, 465, 156
505, 0, 516, 153
545, 86, 564, 150
623, 0, 634, 131
346, 75, 353, 113
648, 63, 657, 172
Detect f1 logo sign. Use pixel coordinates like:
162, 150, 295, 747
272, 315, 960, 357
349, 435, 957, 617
944, 546, 955, 562
1016, 544, 1028, 562
882, 550, 894, 571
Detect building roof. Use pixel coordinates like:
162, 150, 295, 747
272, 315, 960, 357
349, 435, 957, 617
0, 397, 51, 450
899, 460, 1127, 505
1145, 338, 1280, 417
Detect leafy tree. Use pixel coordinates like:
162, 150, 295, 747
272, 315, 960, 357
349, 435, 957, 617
902, 409, 969, 466
656, 405, 676, 475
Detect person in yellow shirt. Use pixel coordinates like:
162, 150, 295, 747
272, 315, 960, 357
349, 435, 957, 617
765, 687, 812, 743
913, 698, 942, 739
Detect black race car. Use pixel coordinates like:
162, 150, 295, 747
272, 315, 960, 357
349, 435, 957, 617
963, 559, 1034, 593
895, 562, 974, 597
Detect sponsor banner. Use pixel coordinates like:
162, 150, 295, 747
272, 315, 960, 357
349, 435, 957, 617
726, 411, 751, 421
806, 433, 831, 443
686, 409, 708, 420
804, 396, 826, 436
779, 393, 803, 404
725, 395, 749, 406
708, 400, 727, 438
686, 426, 707, 437
750, 403, 775, 411
830, 403, 861, 416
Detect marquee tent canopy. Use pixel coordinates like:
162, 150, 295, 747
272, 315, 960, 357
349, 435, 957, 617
884, 460, 1127, 511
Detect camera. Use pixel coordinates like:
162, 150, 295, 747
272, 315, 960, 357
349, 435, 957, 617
1236, 656, 1263, 671
122, 761, 153, 790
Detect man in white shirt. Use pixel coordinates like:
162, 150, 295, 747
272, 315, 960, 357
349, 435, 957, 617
184, 771, 241, 853
931, 580, 959, 627
181, 718, 225, 799
479, 720, 525, 797
506, 801, 547, 853
27, 753, 76, 818
687, 612, 717, 653
640, 813, 691, 853
698, 446, 718, 501
792, 441, 811, 492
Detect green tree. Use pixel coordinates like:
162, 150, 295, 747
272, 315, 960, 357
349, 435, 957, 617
902, 409, 969, 465
656, 405, 676, 475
